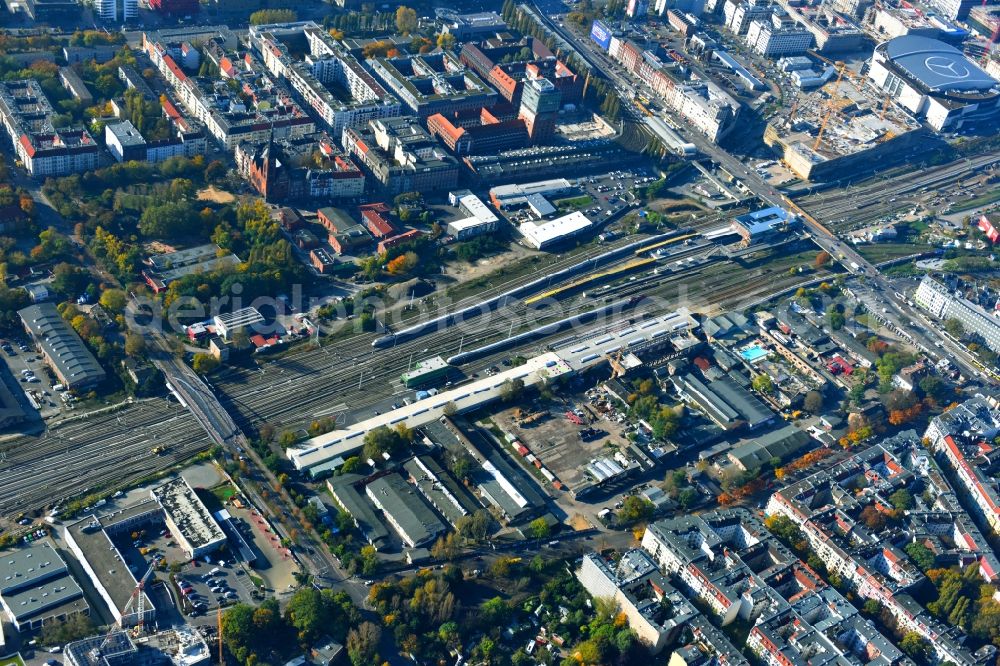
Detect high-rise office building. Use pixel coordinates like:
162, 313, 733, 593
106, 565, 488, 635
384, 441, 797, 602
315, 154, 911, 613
518, 77, 561, 144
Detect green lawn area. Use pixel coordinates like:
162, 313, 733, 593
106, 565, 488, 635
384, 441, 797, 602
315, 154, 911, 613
856, 243, 933, 264
211, 484, 237, 505
952, 187, 1000, 212
1, 655, 27, 666
554, 194, 594, 210
195, 487, 225, 514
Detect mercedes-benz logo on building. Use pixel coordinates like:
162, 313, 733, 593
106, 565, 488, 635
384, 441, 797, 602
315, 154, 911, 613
924, 55, 969, 79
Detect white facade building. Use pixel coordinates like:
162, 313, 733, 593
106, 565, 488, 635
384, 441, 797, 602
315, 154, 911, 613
868, 35, 1000, 131
746, 17, 813, 56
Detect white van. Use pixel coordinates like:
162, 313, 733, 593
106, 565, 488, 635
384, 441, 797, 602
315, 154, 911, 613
53, 383, 65, 391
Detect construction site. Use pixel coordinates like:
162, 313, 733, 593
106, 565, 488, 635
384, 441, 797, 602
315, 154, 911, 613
763, 54, 927, 181
64, 626, 211, 666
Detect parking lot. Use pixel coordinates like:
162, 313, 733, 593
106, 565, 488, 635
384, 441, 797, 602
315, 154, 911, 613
0, 336, 74, 418
579, 168, 658, 220
107, 516, 254, 618
497, 168, 656, 229
173, 558, 255, 617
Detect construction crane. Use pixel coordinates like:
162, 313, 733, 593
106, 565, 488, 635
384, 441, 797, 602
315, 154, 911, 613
827, 61, 848, 96
218, 607, 224, 663
813, 62, 847, 150
879, 94, 892, 121
94, 561, 156, 654
122, 560, 157, 635
813, 108, 833, 150
606, 349, 627, 378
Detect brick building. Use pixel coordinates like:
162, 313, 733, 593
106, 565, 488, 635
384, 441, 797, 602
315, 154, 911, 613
426, 107, 529, 155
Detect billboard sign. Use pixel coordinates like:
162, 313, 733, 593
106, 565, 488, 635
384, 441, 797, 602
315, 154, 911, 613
977, 215, 999, 244
591, 20, 613, 50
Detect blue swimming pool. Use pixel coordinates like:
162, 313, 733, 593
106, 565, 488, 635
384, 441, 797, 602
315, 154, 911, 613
740, 346, 767, 362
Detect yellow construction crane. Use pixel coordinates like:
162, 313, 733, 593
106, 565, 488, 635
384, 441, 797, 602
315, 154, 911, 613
813, 62, 847, 150
813, 109, 833, 151
607, 349, 627, 378
879, 94, 892, 121
828, 61, 847, 95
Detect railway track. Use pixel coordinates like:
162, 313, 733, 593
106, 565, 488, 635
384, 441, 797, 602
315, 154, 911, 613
213, 238, 731, 430
0, 400, 207, 517
212, 241, 819, 435
799, 150, 1000, 230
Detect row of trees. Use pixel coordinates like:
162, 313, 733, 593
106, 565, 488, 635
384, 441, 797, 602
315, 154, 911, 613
924, 566, 1000, 647
249, 9, 296, 25
499, 0, 624, 118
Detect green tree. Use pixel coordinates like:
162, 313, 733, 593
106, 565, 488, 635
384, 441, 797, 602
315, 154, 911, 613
51, 262, 90, 296
456, 509, 491, 542
944, 318, 964, 338
249, 8, 297, 24
650, 405, 679, 439
192, 353, 220, 374
764, 514, 805, 548
752, 374, 774, 394
899, 632, 931, 662
889, 488, 914, 511
358, 255, 382, 280
499, 377, 525, 403
0, 286, 30, 332
918, 376, 949, 403
284, 587, 358, 645
826, 304, 846, 330
35, 226, 73, 261
904, 542, 935, 571
678, 487, 698, 510
479, 596, 510, 627
849, 382, 866, 406
361, 424, 410, 460
448, 450, 473, 481
139, 201, 200, 239
617, 496, 654, 525
863, 599, 882, 615
38, 613, 95, 646
222, 601, 279, 665
98, 288, 127, 314
125, 332, 146, 357
204, 160, 226, 183
526, 517, 550, 540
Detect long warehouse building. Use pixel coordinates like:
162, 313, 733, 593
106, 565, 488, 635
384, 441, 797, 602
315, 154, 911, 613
19, 302, 106, 390
288, 309, 700, 476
